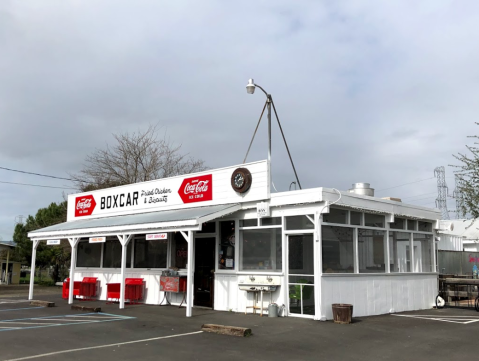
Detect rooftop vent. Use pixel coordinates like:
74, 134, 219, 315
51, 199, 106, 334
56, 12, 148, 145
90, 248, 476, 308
348, 183, 374, 197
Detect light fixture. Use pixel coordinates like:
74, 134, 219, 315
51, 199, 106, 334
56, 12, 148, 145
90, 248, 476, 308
246, 79, 256, 94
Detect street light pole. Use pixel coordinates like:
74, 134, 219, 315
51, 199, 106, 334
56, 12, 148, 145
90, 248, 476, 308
247, 79, 271, 165
246, 78, 302, 190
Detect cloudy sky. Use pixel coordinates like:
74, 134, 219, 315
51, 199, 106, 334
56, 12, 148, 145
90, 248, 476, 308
1, 1, 477, 241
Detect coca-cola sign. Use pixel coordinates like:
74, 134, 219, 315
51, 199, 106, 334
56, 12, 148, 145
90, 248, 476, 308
75, 195, 96, 217
178, 174, 213, 204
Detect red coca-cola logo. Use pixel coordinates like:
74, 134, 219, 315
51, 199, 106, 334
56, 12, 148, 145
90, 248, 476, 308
75, 195, 97, 217
178, 174, 213, 204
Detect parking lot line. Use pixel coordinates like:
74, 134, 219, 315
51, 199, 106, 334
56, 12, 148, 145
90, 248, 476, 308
392, 314, 479, 324
0, 307, 43, 312
3, 330, 203, 361
0, 312, 134, 332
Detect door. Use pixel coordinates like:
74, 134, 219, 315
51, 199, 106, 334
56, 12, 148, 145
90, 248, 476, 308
397, 241, 422, 272
194, 237, 216, 308
287, 234, 315, 316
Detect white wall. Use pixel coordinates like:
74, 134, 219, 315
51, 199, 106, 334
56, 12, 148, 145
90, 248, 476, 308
321, 274, 437, 319
74, 269, 169, 305
437, 235, 463, 251
214, 273, 286, 314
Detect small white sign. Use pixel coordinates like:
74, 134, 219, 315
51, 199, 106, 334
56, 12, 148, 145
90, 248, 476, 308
225, 259, 234, 268
47, 240, 61, 245
256, 202, 270, 217
146, 233, 168, 240
89, 237, 106, 243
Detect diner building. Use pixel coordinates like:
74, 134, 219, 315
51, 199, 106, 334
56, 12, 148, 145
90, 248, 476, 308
28, 160, 440, 320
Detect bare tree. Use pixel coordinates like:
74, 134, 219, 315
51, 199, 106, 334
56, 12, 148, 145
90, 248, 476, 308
71, 124, 207, 191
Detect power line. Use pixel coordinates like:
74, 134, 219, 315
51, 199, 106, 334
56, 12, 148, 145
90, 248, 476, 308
0, 180, 77, 190
376, 177, 436, 192
0, 166, 74, 181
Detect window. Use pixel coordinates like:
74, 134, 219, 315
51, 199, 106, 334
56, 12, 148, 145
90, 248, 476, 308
390, 218, 405, 230
323, 208, 347, 224
350, 211, 362, 226
418, 221, 432, 232
322, 226, 354, 273
240, 219, 257, 227
103, 238, 132, 268
407, 220, 417, 231
219, 220, 235, 270
389, 231, 411, 273
77, 240, 102, 267
364, 213, 384, 227
197, 222, 216, 234
134, 235, 167, 268
170, 232, 188, 269
358, 229, 385, 273
261, 217, 282, 226
240, 228, 282, 271
286, 215, 314, 230
414, 233, 433, 272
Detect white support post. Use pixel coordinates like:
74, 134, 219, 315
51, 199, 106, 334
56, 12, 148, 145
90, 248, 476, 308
118, 234, 133, 309
313, 211, 323, 321
409, 233, 415, 273
68, 238, 80, 304
185, 231, 194, 317
353, 228, 359, 274
28, 240, 41, 300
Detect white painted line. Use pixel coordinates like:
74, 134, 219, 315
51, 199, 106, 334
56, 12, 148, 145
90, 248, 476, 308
396, 314, 479, 318
0, 322, 57, 325
3, 330, 203, 361
66, 315, 127, 319
30, 318, 94, 322
392, 314, 479, 324
0, 327, 21, 329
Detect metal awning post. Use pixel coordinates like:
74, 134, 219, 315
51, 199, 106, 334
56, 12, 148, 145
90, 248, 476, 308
67, 237, 80, 304
28, 240, 41, 300
118, 234, 133, 309
183, 230, 194, 317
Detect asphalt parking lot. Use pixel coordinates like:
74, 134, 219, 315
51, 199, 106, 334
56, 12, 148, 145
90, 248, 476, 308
1, 290, 479, 361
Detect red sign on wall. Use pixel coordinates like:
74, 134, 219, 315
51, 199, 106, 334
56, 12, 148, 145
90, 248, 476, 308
178, 174, 213, 204
75, 195, 96, 217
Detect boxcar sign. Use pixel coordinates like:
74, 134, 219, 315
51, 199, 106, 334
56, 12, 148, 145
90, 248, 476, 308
146, 233, 167, 240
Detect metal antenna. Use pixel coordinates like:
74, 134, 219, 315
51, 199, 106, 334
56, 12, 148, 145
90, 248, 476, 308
434, 166, 450, 220
453, 174, 465, 219
14, 215, 24, 225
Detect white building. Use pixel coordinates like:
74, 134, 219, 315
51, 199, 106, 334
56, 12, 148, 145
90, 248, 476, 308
28, 160, 440, 320
437, 219, 479, 252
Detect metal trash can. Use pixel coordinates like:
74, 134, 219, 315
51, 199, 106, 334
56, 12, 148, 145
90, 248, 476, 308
268, 303, 278, 318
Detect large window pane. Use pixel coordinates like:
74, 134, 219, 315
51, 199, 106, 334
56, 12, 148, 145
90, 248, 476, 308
77, 240, 102, 267
323, 208, 347, 224
322, 226, 354, 273
103, 238, 132, 268
390, 218, 405, 230
389, 231, 411, 272
240, 229, 282, 271
415, 233, 433, 272
134, 235, 167, 268
286, 215, 314, 230
219, 220, 235, 270
358, 229, 385, 273
418, 221, 432, 232
170, 232, 188, 269
350, 211, 362, 226
364, 213, 384, 227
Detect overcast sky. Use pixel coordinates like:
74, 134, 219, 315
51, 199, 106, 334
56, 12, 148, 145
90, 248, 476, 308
1, 1, 477, 241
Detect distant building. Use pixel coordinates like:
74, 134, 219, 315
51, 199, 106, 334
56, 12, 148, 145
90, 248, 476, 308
0, 240, 21, 284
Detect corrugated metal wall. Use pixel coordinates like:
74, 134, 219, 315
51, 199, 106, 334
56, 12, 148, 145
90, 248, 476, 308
438, 250, 479, 275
